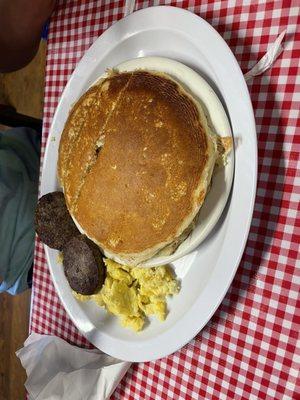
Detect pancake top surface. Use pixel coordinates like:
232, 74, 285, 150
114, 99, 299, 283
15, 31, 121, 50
58, 70, 215, 262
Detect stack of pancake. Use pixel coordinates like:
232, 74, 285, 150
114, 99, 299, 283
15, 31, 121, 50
58, 70, 230, 265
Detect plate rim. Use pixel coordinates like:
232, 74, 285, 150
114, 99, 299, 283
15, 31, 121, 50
41, 5, 257, 362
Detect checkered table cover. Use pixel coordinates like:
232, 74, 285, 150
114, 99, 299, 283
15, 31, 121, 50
30, 0, 300, 398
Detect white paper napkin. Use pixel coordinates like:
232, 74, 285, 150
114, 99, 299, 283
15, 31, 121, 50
16, 333, 131, 400
244, 30, 286, 81
124, 0, 135, 16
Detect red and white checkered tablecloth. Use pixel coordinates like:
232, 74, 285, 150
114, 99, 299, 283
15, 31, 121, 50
30, 0, 300, 398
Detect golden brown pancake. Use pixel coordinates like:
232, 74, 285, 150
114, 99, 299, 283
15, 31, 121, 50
58, 73, 132, 208
58, 70, 220, 265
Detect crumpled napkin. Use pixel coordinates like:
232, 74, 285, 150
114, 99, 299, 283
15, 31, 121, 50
244, 30, 286, 81
16, 333, 131, 400
124, 0, 135, 16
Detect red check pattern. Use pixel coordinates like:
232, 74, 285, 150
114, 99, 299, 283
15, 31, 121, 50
31, 1, 300, 399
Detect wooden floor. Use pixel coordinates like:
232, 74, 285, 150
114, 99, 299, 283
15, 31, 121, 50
0, 40, 46, 400
0, 291, 31, 400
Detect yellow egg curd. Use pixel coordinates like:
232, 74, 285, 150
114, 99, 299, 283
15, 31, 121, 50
73, 259, 180, 332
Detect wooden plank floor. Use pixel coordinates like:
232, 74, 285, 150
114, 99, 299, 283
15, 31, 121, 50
0, 40, 46, 400
0, 290, 31, 400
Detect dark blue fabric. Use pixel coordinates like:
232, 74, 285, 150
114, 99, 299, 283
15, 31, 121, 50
41, 22, 49, 40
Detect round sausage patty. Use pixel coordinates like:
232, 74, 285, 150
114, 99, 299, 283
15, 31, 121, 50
63, 235, 105, 295
35, 191, 79, 250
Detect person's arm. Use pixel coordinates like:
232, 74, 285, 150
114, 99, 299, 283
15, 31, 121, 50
0, 0, 56, 72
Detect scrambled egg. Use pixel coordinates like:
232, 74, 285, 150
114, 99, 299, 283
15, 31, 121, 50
74, 259, 180, 332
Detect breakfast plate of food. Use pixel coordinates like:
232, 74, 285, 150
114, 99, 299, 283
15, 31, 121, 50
38, 6, 257, 361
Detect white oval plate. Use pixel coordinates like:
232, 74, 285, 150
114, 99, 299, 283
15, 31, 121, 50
41, 6, 257, 362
